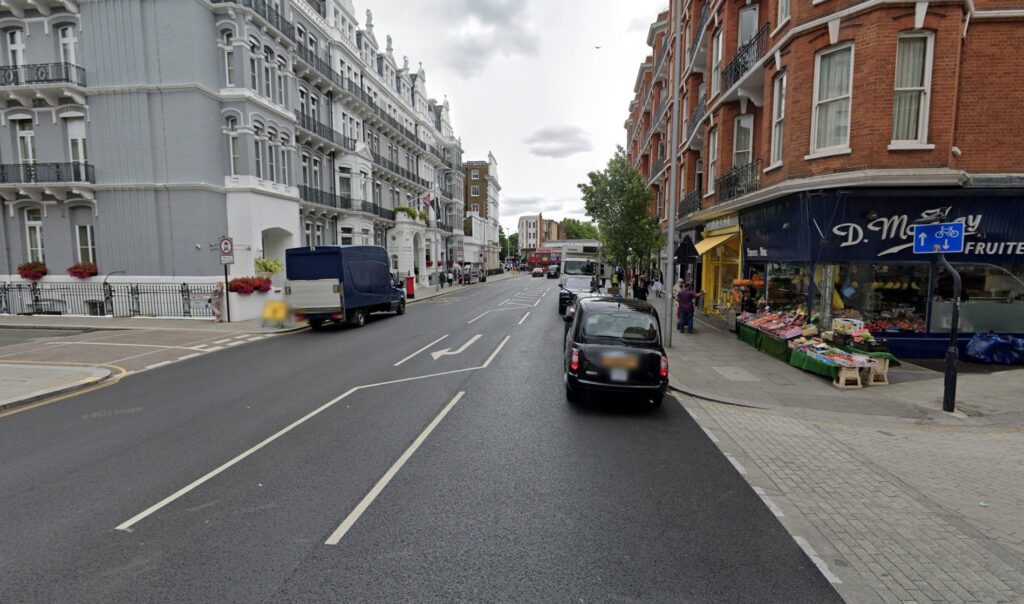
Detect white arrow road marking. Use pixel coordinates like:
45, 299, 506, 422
430, 334, 481, 360
394, 335, 448, 366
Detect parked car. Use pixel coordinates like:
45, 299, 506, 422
563, 297, 668, 406
531, 267, 544, 278
546, 264, 560, 279
558, 275, 598, 314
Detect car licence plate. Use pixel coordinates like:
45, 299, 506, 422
610, 368, 629, 382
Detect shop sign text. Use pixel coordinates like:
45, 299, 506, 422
831, 207, 996, 257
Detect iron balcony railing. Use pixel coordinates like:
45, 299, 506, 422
0, 62, 86, 87
301, 0, 326, 17
345, 79, 424, 149
649, 156, 665, 182
293, 45, 347, 91
678, 190, 701, 218
299, 184, 344, 209
437, 222, 454, 233
714, 159, 761, 203
686, 94, 707, 142
722, 24, 770, 92
654, 39, 670, 76
654, 98, 669, 126
295, 111, 354, 151
210, 0, 295, 41
687, 2, 711, 65
370, 149, 429, 188
0, 162, 94, 184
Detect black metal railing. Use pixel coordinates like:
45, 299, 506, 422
298, 184, 341, 208
294, 45, 347, 90
0, 281, 217, 318
359, 200, 394, 221
649, 156, 665, 181
295, 111, 353, 151
0, 162, 95, 184
0, 62, 86, 87
678, 190, 701, 217
722, 24, 770, 92
301, 0, 326, 17
686, 95, 707, 142
437, 222, 454, 233
654, 98, 668, 126
370, 149, 429, 188
210, 0, 295, 41
687, 2, 711, 65
344, 79, 424, 149
654, 40, 670, 76
714, 159, 761, 203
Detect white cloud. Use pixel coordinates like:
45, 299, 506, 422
524, 126, 594, 158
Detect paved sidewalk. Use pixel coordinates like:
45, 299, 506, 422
0, 363, 112, 413
665, 321, 1024, 603
665, 318, 1024, 424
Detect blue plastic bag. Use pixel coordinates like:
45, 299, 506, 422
966, 332, 1020, 365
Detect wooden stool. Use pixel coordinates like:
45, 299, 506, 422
833, 366, 863, 389
865, 358, 890, 386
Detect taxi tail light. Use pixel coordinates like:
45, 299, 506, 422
659, 355, 669, 378
570, 349, 580, 372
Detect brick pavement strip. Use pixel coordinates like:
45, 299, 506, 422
682, 398, 1024, 604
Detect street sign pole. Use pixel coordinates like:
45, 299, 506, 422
224, 264, 231, 323
911, 223, 964, 413
937, 253, 961, 413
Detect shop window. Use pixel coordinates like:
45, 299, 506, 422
814, 263, 929, 333
931, 263, 1024, 333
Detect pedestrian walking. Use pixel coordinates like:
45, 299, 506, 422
447, 270, 454, 287
676, 281, 704, 334
210, 282, 225, 323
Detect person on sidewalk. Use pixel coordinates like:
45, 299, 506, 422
210, 282, 225, 323
676, 281, 704, 333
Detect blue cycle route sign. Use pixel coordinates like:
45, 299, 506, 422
912, 222, 965, 254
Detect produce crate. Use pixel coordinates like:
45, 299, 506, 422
851, 339, 889, 353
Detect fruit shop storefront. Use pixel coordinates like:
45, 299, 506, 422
739, 189, 1024, 358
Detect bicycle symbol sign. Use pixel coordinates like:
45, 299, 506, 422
912, 222, 965, 254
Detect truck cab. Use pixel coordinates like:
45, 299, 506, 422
284, 245, 405, 330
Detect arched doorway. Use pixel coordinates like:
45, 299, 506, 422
261, 227, 294, 285
412, 232, 422, 282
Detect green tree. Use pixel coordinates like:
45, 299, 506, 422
498, 226, 508, 262
578, 147, 663, 267
507, 233, 519, 259
561, 218, 600, 240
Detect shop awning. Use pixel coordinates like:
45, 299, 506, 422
694, 233, 736, 256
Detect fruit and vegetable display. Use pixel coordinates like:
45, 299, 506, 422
790, 339, 877, 368
738, 310, 807, 340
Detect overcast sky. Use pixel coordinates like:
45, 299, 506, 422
361, 0, 667, 235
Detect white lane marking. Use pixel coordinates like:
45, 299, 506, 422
518, 312, 530, 325
114, 339, 513, 532
430, 334, 481, 360
178, 353, 201, 361
325, 391, 465, 545
482, 336, 511, 367
226, 341, 246, 347
533, 297, 542, 307
115, 386, 359, 532
394, 335, 448, 367
725, 454, 748, 475
794, 536, 842, 584
145, 361, 174, 370
213, 339, 233, 344
467, 311, 489, 324
204, 346, 224, 352
498, 298, 512, 306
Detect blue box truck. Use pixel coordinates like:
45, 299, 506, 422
284, 245, 405, 330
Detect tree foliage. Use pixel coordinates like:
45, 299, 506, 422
561, 218, 600, 241
498, 226, 509, 262
578, 147, 663, 267
507, 233, 519, 258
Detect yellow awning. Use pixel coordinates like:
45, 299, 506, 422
695, 233, 737, 256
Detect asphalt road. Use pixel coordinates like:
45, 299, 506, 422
0, 275, 841, 603
0, 328, 85, 347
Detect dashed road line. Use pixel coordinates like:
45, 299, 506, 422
394, 335, 449, 367
518, 312, 530, 325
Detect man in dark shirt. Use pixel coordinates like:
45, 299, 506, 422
676, 281, 704, 333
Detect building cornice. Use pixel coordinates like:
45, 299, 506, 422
678, 169, 969, 228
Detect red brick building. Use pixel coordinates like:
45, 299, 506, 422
626, 0, 1024, 357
